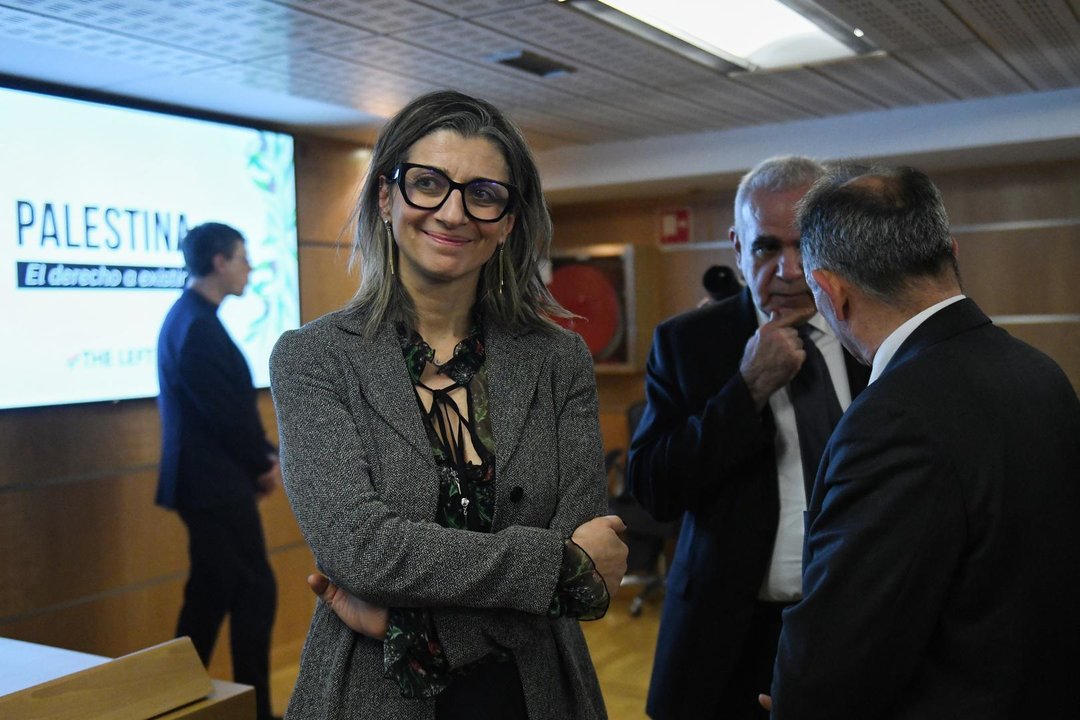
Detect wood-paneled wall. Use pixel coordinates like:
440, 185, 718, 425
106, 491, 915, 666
550, 158, 1080, 458
2, 145, 1076, 692
0, 134, 369, 684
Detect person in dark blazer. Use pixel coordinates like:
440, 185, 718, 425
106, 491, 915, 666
156, 221, 280, 720
269, 91, 628, 720
766, 165, 1080, 719
627, 157, 870, 719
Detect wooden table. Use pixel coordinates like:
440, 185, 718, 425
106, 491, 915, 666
0, 636, 255, 719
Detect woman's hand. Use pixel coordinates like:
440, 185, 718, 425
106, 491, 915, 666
307, 573, 389, 640
571, 515, 629, 594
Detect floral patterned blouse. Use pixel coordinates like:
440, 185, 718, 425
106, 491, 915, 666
383, 319, 609, 698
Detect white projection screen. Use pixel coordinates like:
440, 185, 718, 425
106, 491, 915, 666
0, 84, 301, 410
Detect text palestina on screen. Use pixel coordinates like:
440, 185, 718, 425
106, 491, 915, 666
16, 200, 190, 253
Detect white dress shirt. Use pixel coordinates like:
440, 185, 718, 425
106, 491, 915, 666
755, 312, 852, 601
870, 295, 966, 384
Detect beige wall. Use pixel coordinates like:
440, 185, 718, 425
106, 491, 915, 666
1, 145, 1076, 685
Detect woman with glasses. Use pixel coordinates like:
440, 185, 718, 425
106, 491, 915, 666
269, 90, 627, 720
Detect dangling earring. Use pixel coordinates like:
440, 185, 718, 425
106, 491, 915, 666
498, 242, 505, 295
383, 219, 395, 276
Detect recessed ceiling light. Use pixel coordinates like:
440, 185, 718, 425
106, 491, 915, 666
566, 0, 874, 72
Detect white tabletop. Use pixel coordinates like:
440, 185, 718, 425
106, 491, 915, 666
0, 637, 109, 695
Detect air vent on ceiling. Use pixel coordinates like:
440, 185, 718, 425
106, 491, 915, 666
486, 50, 576, 78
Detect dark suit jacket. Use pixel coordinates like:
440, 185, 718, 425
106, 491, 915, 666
156, 288, 273, 510
773, 298, 1080, 719
627, 288, 869, 719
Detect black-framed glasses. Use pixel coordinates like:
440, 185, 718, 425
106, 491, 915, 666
390, 163, 516, 222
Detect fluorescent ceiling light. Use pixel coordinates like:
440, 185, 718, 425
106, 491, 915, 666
585, 0, 865, 71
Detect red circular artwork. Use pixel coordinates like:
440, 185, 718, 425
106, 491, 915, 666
547, 263, 624, 361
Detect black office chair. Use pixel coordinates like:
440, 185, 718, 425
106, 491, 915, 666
606, 400, 677, 616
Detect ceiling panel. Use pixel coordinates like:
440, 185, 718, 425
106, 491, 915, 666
813, 0, 977, 50
894, 41, 1033, 98
526, 72, 716, 135
2, 0, 371, 59
948, 0, 1080, 89
732, 66, 886, 117
813, 53, 958, 106
388, 14, 537, 64
414, 0, 542, 18
503, 103, 630, 144
666, 77, 820, 126
316, 33, 550, 106
194, 62, 303, 94
0, 0, 1077, 150
247, 49, 442, 116
277, 0, 454, 32
0, 5, 222, 75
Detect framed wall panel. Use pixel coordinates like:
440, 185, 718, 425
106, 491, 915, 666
546, 243, 658, 372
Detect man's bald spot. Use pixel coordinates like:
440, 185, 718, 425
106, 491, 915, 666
839, 173, 907, 209
843, 174, 887, 191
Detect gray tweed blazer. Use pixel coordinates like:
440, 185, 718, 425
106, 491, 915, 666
269, 305, 609, 720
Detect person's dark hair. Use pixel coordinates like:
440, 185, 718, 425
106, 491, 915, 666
797, 165, 959, 301
702, 264, 741, 301
348, 90, 567, 337
181, 222, 244, 278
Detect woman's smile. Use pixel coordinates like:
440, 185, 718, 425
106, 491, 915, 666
424, 230, 472, 246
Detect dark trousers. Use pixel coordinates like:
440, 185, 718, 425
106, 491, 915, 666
178, 499, 277, 720
716, 601, 790, 719
435, 659, 529, 720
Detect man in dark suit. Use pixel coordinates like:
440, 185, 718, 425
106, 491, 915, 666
627, 157, 870, 719
157, 222, 280, 720
767, 166, 1080, 719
